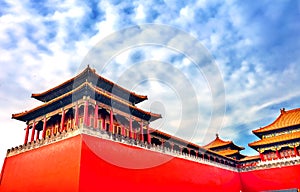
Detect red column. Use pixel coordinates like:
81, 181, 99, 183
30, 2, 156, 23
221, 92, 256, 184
94, 104, 99, 129
140, 121, 144, 142
129, 117, 133, 139
259, 153, 264, 161
30, 122, 36, 142
42, 117, 47, 139
74, 103, 79, 127
276, 149, 281, 159
109, 109, 113, 133
24, 124, 30, 145
61, 109, 65, 132
294, 146, 299, 156
121, 125, 125, 136
35, 130, 40, 140
84, 100, 89, 126
102, 115, 106, 130
147, 124, 151, 144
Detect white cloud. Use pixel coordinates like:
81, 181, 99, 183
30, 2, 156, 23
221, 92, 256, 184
134, 3, 146, 22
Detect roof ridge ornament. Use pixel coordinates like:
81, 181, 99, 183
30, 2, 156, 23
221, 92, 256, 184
280, 108, 286, 114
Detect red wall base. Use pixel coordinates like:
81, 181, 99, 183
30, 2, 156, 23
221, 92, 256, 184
0, 135, 82, 192
240, 164, 300, 192
79, 134, 241, 192
1, 134, 300, 192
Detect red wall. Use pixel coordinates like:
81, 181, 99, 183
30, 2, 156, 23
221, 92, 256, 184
79, 134, 241, 192
0, 135, 82, 192
2, 134, 299, 192
240, 164, 300, 192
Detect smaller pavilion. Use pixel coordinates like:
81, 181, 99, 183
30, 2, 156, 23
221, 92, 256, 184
249, 108, 300, 161
203, 134, 245, 160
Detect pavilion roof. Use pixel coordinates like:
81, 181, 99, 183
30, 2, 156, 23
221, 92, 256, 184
217, 149, 240, 156
31, 66, 147, 104
150, 129, 200, 150
248, 131, 300, 147
149, 128, 238, 162
203, 134, 245, 151
239, 155, 260, 162
12, 82, 161, 122
253, 108, 300, 135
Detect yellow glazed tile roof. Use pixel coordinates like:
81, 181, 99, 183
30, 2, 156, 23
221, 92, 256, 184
249, 131, 300, 147
217, 149, 239, 156
203, 134, 244, 150
253, 108, 300, 134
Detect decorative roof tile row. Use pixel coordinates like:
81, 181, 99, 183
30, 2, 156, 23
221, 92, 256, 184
203, 134, 244, 150
239, 155, 260, 162
203, 134, 245, 160
12, 82, 161, 122
253, 108, 300, 134
32, 66, 147, 104
249, 131, 300, 147
217, 149, 239, 156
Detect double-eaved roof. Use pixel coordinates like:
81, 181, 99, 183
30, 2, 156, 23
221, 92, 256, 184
253, 108, 300, 136
31, 66, 147, 104
249, 108, 300, 149
203, 134, 244, 151
203, 134, 245, 159
12, 66, 161, 122
249, 131, 300, 147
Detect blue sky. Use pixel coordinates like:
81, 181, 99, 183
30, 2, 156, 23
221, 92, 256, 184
0, 0, 300, 169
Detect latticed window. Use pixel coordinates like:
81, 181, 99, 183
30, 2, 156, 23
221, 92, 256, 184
280, 151, 284, 157
98, 119, 102, 129
55, 124, 59, 132
66, 119, 72, 130
79, 118, 83, 127
90, 117, 94, 127
271, 152, 276, 159
53, 126, 58, 135
291, 149, 295, 155
46, 129, 51, 137
113, 125, 117, 134
117, 126, 121, 134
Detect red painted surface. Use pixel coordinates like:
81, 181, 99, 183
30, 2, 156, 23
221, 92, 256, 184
1, 134, 300, 191
240, 164, 300, 192
0, 136, 82, 192
79, 134, 241, 192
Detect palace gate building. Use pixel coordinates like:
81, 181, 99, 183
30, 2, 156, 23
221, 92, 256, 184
0, 66, 300, 192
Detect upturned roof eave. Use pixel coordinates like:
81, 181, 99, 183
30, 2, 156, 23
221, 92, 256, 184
253, 108, 300, 134
203, 135, 244, 151
13, 82, 160, 122
31, 66, 148, 104
248, 132, 300, 148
